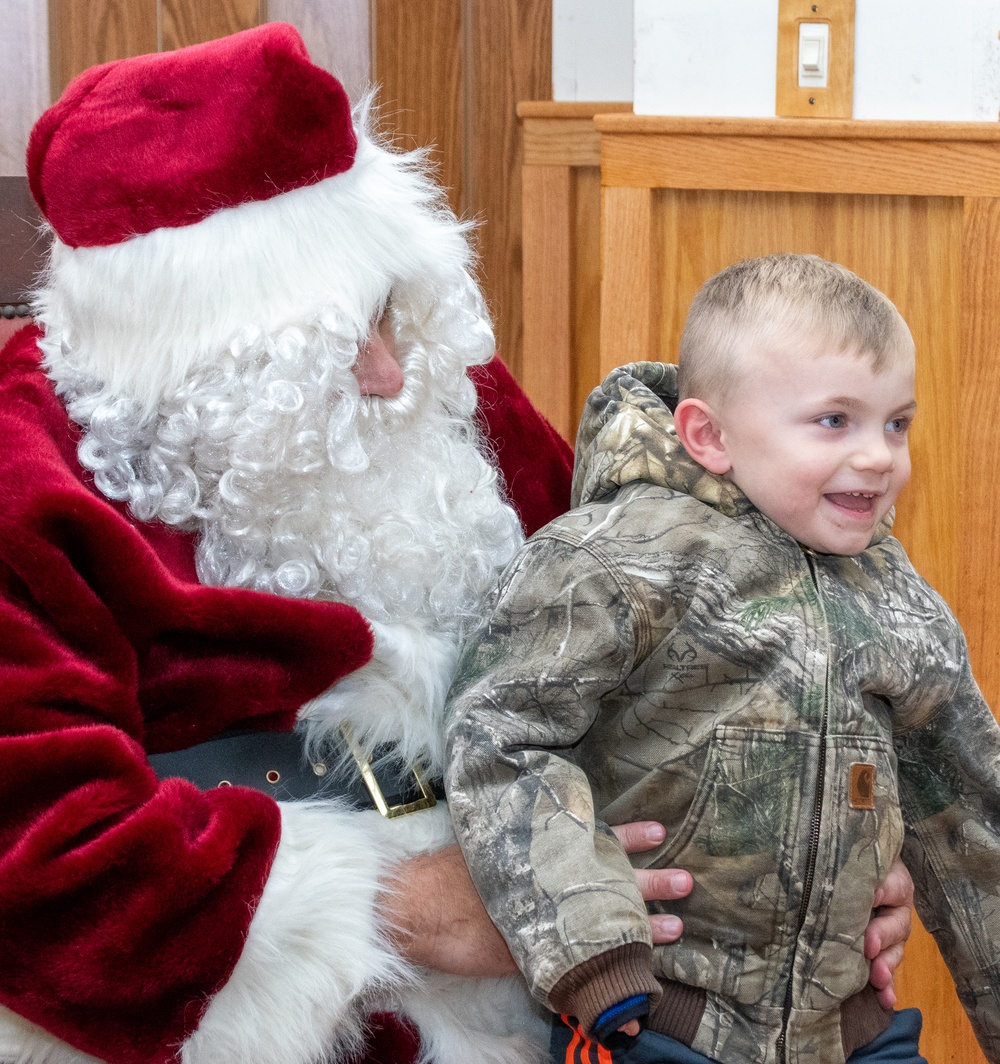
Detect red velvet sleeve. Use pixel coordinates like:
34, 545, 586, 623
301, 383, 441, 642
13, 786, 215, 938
470, 357, 573, 537
0, 328, 374, 1064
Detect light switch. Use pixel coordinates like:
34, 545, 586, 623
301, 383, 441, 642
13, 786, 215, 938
798, 22, 829, 88
801, 37, 822, 72
776, 0, 854, 119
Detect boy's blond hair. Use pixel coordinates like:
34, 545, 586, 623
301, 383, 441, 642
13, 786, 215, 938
677, 253, 914, 403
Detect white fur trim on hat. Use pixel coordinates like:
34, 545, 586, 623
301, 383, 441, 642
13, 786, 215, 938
35, 126, 475, 418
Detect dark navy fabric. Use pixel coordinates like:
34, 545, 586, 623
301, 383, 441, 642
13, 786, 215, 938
550, 1007, 927, 1064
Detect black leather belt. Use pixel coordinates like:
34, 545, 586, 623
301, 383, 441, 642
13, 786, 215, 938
148, 728, 443, 817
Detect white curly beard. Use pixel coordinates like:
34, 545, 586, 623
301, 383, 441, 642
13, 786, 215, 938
44, 278, 524, 773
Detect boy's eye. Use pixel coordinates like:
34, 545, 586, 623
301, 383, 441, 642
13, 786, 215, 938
818, 413, 846, 429
886, 416, 910, 434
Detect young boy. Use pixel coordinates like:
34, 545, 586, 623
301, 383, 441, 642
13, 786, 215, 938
444, 254, 1000, 1064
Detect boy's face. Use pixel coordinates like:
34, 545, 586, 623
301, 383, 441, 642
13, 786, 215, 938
711, 339, 916, 555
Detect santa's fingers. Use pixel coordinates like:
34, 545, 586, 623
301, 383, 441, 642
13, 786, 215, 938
631, 867, 691, 943
610, 824, 692, 945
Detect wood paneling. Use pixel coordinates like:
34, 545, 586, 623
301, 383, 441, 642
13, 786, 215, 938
598, 117, 1000, 199
600, 185, 655, 376
960, 196, 1000, 704
464, 1, 551, 380
571, 164, 604, 429
160, 0, 265, 52
373, 1, 550, 380
48, 0, 157, 98
372, 0, 463, 214
48, 0, 267, 98
593, 114, 1000, 1063
521, 164, 572, 437
268, 0, 370, 100
520, 102, 631, 439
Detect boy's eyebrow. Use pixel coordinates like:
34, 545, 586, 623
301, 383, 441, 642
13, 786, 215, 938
823, 395, 863, 409
821, 395, 918, 415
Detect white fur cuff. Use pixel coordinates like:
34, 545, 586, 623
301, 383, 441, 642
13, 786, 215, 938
182, 801, 411, 1064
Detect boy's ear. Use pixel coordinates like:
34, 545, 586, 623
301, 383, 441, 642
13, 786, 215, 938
674, 398, 732, 475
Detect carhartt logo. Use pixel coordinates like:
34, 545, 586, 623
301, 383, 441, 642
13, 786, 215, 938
849, 763, 876, 810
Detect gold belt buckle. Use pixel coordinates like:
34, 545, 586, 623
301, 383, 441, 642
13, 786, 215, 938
341, 725, 437, 819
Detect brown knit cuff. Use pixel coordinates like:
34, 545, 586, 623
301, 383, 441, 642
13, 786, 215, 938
841, 984, 893, 1058
549, 942, 662, 1035
647, 978, 707, 1046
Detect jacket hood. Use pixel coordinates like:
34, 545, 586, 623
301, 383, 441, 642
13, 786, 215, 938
572, 361, 893, 545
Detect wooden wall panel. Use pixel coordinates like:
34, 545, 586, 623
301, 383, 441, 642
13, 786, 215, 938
961, 196, 1000, 703
465, 1, 551, 380
160, 0, 265, 52
518, 156, 623, 441
520, 103, 631, 440
373, 0, 550, 381
48, 0, 268, 98
600, 185, 654, 375
49, 0, 157, 98
521, 164, 572, 436
571, 164, 604, 426
372, 0, 463, 215
269, 0, 370, 100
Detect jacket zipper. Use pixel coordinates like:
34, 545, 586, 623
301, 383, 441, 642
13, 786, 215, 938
775, 550, 831, 1064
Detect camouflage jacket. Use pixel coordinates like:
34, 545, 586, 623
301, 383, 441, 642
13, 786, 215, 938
445, 362, 1000, 1064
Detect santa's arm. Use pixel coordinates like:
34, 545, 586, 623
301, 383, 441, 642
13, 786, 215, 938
470, 358, 573, 536
0, 331, 409, 1064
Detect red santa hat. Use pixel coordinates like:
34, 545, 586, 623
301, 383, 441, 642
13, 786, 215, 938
28, 24, 479, 415
28, 22, 357, 249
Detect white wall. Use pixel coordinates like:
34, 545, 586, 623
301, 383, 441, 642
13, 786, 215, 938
552, 0, 1000, 121
633, 1, 776, 117
552, 0, 633, 102
853, 2, 1000, 120
1, 0, 49, 176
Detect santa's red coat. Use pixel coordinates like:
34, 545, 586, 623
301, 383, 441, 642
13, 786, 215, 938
0, 324, 572, 1064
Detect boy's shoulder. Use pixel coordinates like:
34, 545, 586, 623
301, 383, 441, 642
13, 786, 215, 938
530, 480, 752, 560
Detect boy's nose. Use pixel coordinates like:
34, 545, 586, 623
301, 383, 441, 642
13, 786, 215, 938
353, 319, 404, 398
851, 431, 894, 472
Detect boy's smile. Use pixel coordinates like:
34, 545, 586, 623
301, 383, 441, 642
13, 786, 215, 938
701, 338, 916, 556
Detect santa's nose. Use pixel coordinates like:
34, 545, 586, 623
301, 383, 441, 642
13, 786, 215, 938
353, 318, 404, 397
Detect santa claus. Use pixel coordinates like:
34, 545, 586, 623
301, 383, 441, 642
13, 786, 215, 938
0, 21, 912, 1064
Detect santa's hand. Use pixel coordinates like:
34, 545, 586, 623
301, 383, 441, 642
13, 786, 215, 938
611, 821, 692, 944
864, 856, 914, 1009
382, 844, 518, 977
